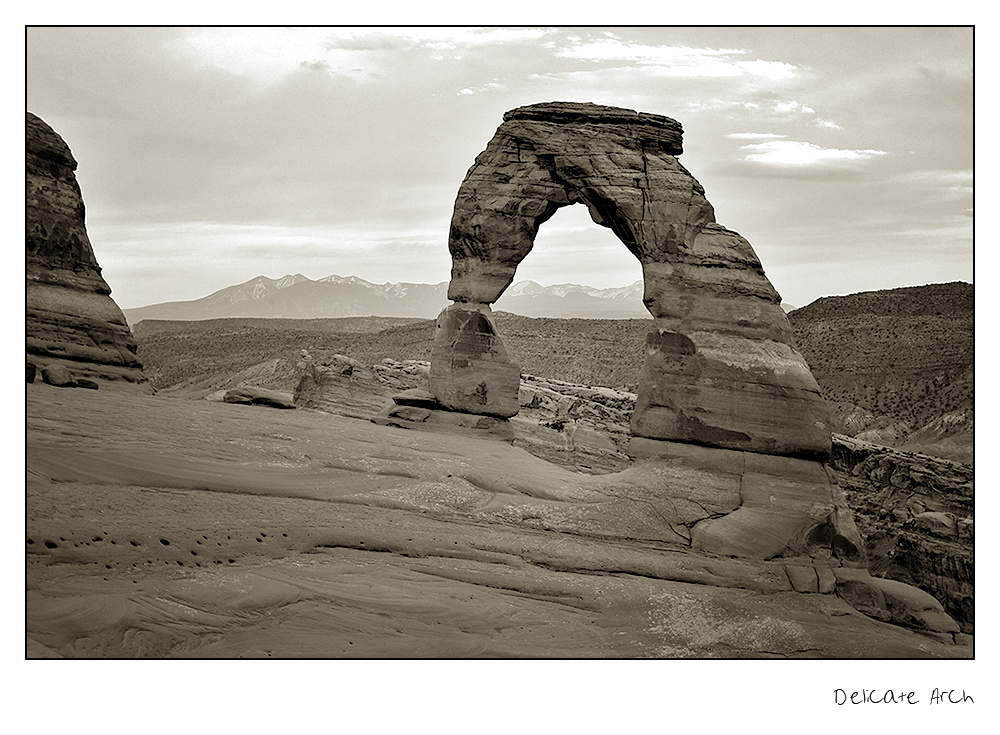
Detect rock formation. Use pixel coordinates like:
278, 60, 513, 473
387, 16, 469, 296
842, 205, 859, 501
26, 111, 144, 383
830, 435, 974, 632
222, 386, 296, 409
430, 102, 830, 460
429, 303, 520, 418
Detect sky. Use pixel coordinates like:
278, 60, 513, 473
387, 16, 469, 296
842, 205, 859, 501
26, 26, 974, 310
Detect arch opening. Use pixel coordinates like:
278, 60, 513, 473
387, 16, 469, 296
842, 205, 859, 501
494, 204, 646, 313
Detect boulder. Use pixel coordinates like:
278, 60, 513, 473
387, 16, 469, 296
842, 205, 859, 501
834, 568, 961, 636
429, 303, 520, 418
27, 363, 37, 383
41, 364, 76, 387
373, 404, 515, 442
26, 112, 144, 384
430, 102, 829, 460
908, 511, 957, 539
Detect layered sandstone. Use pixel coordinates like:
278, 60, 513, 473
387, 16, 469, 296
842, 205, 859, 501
26, 111, 143, 383
431, 102, 830, 460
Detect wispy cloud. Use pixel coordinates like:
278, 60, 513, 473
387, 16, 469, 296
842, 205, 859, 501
389, 27, 552, 49
889, 168, 972, 190
727, 132, 787, 141
682, 99, 821, 121
556, 35, 797, 79
739, 140, 888, 167
457, 81, 506, 95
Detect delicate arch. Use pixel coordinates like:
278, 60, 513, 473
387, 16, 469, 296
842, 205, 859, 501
431, 102, 832, 461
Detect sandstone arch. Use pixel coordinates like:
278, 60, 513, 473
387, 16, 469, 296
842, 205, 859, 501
430, 102, 831, 461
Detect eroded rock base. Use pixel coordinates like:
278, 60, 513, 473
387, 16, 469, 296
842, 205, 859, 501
627, 436, 863, 562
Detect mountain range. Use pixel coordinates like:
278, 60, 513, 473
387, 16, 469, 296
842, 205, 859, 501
121, 273, 669, 324
123, 274, 803, 324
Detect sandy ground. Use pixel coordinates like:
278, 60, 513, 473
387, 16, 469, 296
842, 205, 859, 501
26, 382, 970, 658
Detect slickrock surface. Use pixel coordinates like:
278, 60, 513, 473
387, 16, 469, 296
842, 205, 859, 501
26, 112, 144, 383
27, 382, 969, 658
431, 102, 830, 460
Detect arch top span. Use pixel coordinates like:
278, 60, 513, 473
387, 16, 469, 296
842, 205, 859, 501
447, 101, 713, 305
432, 102, 833, 460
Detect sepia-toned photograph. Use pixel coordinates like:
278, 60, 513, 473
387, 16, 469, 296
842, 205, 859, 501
25, 23, 976, 711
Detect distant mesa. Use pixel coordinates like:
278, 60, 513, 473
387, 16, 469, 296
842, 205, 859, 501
26, 111, 144, 385
429, 101, 831, 461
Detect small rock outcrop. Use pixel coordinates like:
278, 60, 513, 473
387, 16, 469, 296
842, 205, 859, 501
222, 386, 296, 409
26, 111, 144, 383
430, 102, 830, 460
294, 350, 396, 418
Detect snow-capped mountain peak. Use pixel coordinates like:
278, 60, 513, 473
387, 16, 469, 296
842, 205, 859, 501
274, 273, 309, 289
318, 274, 375, 287
505, 280, 546, 297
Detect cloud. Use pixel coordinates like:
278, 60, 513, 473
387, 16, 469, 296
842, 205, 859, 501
175, 28, 341, 84
556, 35, 797, 80
457, 81, 505, 96
681, 99, 822, 123
815, 118, 842, 130
390, 27, 552, 49
727, 132, 787, 141
174, 27, 555, 85
738, 140, 888, 167
889, 168, 972, 191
